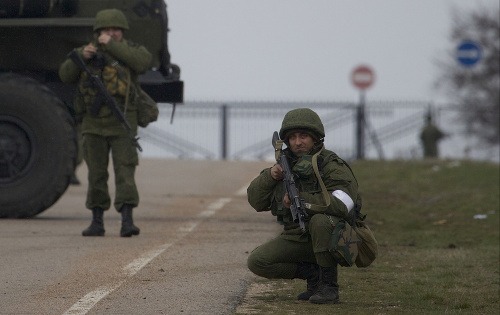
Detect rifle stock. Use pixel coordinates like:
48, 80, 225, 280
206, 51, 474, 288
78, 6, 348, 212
272, 131, 308, 231
68, 50, 142, 152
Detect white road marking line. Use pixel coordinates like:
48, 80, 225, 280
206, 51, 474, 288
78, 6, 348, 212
235, 183, 250, 196
62, 283, 123, 315
199, 198, 231, 217
178, 221, 199, 232
62, 192, 242, 315
208, 197, 232, 210
198, 209, 216, 218
123, 243, 173, 276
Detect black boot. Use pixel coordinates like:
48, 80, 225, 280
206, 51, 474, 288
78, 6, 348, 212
309, 265, 340, 304
120, 204, 140, 237
294, 262, 320, 301
82, 207, 105, 236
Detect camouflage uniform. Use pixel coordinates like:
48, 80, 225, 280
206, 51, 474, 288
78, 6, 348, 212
59, 9, 152, 237
420, 114, 445, 158
247, 108, 361, 304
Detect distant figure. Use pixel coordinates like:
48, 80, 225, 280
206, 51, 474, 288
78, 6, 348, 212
420, 112, 446, 158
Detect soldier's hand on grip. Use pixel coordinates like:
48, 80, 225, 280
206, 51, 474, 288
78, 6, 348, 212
82, 43, 97, 60
270, 164, 284, 181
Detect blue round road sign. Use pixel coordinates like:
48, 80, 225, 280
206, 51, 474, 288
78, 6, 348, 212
456, 40, 482, 67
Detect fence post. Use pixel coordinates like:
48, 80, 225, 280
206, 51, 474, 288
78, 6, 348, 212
221, 104, 228, 159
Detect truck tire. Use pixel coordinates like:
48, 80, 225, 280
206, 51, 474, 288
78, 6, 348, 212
0, 73, 77, 218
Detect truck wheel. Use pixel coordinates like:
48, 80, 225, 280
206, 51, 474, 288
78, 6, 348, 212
0, 73, 77, 218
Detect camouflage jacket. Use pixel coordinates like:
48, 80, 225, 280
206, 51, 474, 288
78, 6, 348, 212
247, 147, 361, 241
420, 124, 445, 157
59, 39, 152, 136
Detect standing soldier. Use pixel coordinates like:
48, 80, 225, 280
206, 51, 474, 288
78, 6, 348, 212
59, 9, 152, 237
246, 108, 363, 304
420, 111, 447, 158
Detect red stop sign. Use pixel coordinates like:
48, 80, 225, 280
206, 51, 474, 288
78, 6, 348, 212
351, 65, 375, 90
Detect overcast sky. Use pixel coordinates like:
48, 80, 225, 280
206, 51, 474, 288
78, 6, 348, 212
166, 0, 498, 103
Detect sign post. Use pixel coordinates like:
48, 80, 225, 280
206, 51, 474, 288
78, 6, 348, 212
351, 65, 375, 159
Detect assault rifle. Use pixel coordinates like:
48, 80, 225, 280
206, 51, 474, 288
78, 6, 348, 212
272, 131, 308, 232
68, 50, 142, 152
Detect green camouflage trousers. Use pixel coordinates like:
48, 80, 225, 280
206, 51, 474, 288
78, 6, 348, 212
83, 133, 139, 211
247, 214, 338, 279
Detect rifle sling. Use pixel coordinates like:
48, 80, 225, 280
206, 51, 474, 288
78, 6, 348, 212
305, 146, 331, 212
124, 67, 131, 113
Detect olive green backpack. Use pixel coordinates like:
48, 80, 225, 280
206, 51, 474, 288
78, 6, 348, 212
309, 149, 378, 268
135, 87, 159, 127
352, 215, 378, 267
119, 66, 158, 128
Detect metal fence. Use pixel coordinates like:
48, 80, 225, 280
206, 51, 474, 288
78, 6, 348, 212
137, 101, 498, 162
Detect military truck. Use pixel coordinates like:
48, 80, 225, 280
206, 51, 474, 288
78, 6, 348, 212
0, 0, 183, 218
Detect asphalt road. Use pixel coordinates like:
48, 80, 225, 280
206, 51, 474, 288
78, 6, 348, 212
0, 159, 281, 315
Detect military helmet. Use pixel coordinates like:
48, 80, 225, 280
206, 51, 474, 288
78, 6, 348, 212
279, 108, 325, 141
93, 9, 129, 31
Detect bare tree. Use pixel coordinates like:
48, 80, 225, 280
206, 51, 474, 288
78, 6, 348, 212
436, 5, 499, 145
